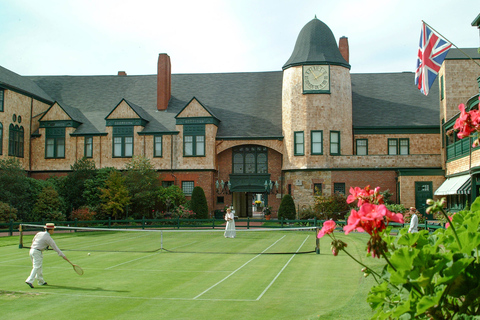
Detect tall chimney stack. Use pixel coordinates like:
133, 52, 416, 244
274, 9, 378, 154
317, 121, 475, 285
339, 37, 349, 64
157, 53, 171, 111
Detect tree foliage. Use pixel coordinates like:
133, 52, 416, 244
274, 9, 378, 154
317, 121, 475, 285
190, 186, 208, 219
314, 192, 354, 220
0, 158, 37, 220
0, 201, 18, 222
62, 157, 97, 214
100, 171, 131, 219
32, 185, 66, 222
156, 185, 187, 213
278, 194, 296, 220
123, 156, 160, 218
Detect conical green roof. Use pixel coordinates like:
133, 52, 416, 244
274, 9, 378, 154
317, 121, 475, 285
283, 18, 350, 70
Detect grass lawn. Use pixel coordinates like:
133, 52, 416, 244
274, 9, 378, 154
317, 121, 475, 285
0, 229, 382, 319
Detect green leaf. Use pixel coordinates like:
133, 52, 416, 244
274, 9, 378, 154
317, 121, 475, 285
470, 196, 480, 212
416, 290, 443, 315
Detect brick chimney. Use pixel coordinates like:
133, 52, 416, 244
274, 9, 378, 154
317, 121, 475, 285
118, 71, 127, 76
339, 36, 349, 64
157, 53, 171, 111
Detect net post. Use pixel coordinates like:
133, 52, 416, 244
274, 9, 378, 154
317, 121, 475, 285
315, 227, 320, 254
19, 224, 23, 249
9, 219, 13, 236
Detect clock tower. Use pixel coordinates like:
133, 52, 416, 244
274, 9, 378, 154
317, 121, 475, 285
282, 17, 352, 171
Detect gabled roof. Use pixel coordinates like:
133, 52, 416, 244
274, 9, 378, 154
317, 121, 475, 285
175, 97, 221, 122
0, 65, 53, 103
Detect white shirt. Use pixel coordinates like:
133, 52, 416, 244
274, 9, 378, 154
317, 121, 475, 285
409, 214, 418, 233
31, 231, 66, 257
225, 212, 234, 221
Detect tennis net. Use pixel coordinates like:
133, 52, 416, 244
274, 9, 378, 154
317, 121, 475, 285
19, 224, 319, 254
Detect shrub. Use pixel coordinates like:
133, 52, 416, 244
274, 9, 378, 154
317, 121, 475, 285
314, 192, 353, 220
172, 205, 196, 219
32, 185, 66, 222
190, 186, 208, 219
0, 201, 18, 222
70, 207, 97, 221
278, 194, 296, 220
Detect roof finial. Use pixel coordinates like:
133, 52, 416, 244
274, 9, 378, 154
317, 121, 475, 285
314, 14, 317, 19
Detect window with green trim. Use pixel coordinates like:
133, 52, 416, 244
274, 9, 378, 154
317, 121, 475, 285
162, 181, 174, 188
85, 136, 93, 158
113, 126, 133, 158
184, 125, 205, 157
0, 89, 4, 112
356, 139, 368, 155
330, 131, 340, 155
8, 124, 24, 158
388, 138, 409, 155
182, 181, 194, 196
294, 131, 304, 156
311, 130, 323, 155
399, 138, 409, 155
154, 135, 162, 157
232, 145, 268, 174
45, 127, 64, 158
334, 182, 345, 195
388, 139, 398, 155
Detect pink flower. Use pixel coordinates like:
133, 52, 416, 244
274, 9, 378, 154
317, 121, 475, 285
454, 104, 476, 140
318, 220, 336, 238
344, 203, 397, 235
445, 214, 454, 228
347, 185, 384, 206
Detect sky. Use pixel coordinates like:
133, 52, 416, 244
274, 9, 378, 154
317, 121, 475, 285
0, 0, 479, 76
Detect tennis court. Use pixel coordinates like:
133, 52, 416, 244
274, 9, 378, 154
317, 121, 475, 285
0, 228, 379, 319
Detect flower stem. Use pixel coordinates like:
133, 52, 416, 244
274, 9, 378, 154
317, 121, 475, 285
381, 250, 397, 272
342, 248, 381, 279
440, 208, 462, 249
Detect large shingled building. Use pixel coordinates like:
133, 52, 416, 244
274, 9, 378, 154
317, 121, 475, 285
1, 17, 479, 217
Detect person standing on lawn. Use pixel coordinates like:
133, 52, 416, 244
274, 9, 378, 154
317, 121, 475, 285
224, 208, 236, 238
25, 223, 69, 288
408, 207, 419, 233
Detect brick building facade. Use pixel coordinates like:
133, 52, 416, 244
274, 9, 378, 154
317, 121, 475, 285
1, 17, 479, 218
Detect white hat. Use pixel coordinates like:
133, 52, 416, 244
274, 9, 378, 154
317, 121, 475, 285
44, 223, 55, 229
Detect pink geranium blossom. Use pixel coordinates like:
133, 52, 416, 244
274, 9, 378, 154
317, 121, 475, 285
344, 203, 403, 235
347, 185, 384, 207
318, 220, 336, 238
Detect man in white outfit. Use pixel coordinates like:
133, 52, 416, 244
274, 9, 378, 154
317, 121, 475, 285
408, 207, 419, 233
25, 223, 69, 288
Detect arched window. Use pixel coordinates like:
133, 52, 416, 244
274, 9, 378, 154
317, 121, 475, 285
232, 145, 268, 174
8, 124, 24, 157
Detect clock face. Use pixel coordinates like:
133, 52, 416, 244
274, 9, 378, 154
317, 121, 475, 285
303, 65, 329, 92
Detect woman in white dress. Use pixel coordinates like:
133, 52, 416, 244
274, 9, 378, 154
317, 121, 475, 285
224, 208, 236, 238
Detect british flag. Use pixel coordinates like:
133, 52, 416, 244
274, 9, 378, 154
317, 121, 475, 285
415, 22, 452, 96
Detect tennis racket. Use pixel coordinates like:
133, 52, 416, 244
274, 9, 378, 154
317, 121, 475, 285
66, 259, 84, 275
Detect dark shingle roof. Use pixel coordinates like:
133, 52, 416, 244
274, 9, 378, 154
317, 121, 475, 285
283, 18, 350, 70
0, 66, 53, 102
445, 48, 480, 60
351, 72, 439, 128
27, 72, 284, 138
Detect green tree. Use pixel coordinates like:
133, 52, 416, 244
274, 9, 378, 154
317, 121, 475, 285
123, 156, 160, 218
100, 171, 131, 220
156, 185, 187, 213
0, 201, 18, 222
190, 186, 208, 219
0, 158, 37, 221
278, 194, 296, 220
62, 157, 97, 215
32, 185, 66, 222
83, 167, 117, 218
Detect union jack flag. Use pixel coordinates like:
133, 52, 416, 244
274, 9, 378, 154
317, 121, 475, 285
415, 22, 452, 96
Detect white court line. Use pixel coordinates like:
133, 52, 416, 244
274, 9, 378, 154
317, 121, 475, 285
193, 235, 286, 300
105, 253, 158, 270
256, 235, 310, 300
12, 290, 258, 302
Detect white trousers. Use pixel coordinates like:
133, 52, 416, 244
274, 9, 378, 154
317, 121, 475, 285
26, 248, 46, 285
